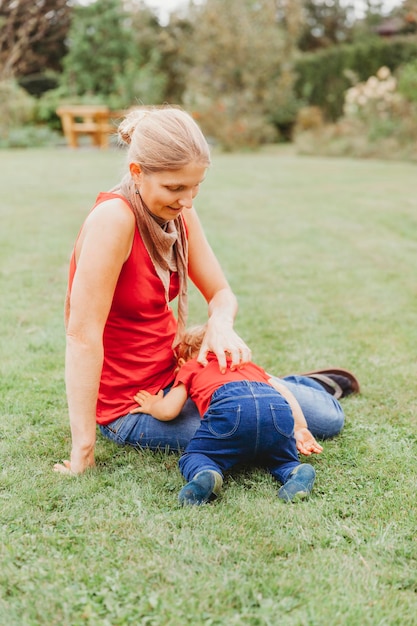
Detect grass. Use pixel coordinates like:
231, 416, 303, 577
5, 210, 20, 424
1, 145, 417, 625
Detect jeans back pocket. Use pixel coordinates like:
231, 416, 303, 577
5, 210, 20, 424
206, 403, 241, 438
270, 404, 294, 438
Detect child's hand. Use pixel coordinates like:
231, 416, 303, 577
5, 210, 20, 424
131, 389, 164, 414
294, 428, 323, 456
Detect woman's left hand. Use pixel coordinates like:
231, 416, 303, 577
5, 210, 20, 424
185, 209, 252, 373
197, 318, 252, 373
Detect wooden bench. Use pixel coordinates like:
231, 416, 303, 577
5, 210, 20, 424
56, 105, 124, 148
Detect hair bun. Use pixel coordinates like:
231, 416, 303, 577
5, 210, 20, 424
118, 109, 151, 145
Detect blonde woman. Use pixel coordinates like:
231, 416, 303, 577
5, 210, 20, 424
54, 107, 353, 476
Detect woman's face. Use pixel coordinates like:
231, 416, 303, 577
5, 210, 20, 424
131, 162, 207, 221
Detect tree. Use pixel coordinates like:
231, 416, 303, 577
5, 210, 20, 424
61, 0, 131, 97
183, 0, 299, 148
277, 0, 306, 49
120, 1, 173, 105
60, 0, 170, 106
394, 0, 417, 32
155, 14, 195, 104
298, 0, 355, 51
403, 0, 417, 22
0, 0, 71, 80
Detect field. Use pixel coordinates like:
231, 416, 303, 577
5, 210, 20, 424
1, 145, 417, 625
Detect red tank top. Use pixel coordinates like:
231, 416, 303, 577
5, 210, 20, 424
68, 192, 180, 424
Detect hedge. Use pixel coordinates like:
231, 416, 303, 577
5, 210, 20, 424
295, 35, 417, 120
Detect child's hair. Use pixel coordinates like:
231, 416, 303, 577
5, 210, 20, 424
118, 106, 211, 174
175, 324, 207, 362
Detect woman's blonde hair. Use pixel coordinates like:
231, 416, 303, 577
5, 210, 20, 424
118, 106, 211, 173
175, 324, 207, 362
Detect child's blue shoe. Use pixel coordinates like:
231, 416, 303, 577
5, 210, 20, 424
178, 470, 223, 506
278, 464, 316, 503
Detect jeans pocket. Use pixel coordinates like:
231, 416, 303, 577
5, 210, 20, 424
270, 403, 294, 438
99, 415, 128, 444
206, 404, 241, 438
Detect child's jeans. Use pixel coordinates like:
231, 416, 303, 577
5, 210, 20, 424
178, 381, 300, 485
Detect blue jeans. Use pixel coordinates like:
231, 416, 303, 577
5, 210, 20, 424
178, 381, 300, 485
99, 375, 344, 451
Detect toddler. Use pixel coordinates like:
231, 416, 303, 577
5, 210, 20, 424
134, 325, 323, 505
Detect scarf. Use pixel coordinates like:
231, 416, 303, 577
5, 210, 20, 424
115, 175, 188, 346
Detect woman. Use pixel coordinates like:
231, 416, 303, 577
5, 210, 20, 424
54, 107, 352, 475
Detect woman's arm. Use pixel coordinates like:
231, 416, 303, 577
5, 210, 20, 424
132, 384, 188, 421
184, 208, 251, 372
54, 199, 135, 475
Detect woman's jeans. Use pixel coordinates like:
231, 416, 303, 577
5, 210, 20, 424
178, 381, 300, 485
99, 375, 345, 451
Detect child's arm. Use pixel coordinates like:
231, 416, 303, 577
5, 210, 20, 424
131, 384, 188, 421
268, 378, 323, 456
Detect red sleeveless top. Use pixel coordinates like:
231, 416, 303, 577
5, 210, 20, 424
68, 192, 180, 424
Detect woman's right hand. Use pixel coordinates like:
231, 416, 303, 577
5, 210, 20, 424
53, 447, 95, 475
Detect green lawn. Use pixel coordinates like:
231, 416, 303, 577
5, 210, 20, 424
1, 146, 417, 625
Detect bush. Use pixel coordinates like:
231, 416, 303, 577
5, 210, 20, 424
191, 100, 278, 151
36, 87, 107, 131
0, 79, 71, 148
397, 59, 417, 103
0, 126, 61, 149
294, 66, 417, 161
294, 106, 324, 133
0, 80, 36, 138
0, 80, 60, 148
343, 66, 404, 124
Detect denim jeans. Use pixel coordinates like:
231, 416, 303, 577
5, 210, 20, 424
99, 374, 344, 451
277, 375, 344, 439
178, 381, 300, 485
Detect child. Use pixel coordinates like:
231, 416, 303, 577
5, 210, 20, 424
133, 325, 323, 505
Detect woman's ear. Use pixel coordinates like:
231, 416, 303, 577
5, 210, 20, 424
129, 162, 142, 177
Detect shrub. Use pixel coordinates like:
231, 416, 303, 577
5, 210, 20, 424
397, 58, 417, 103
190, 99, 278, 151
0, 80, 60, 148
36, 87, 107, 131
343, 66, 404, 126
0, 126, 61, 149
294, 66, 417, 161
0, 79, 71, 147
294, 106, 324, 133
0, 80, 36, 138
